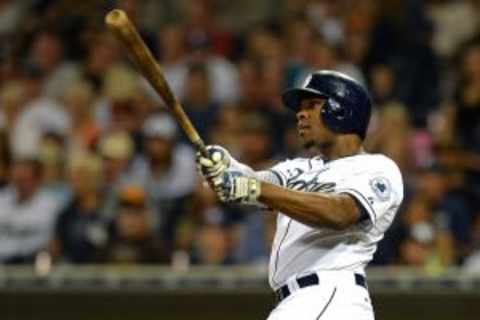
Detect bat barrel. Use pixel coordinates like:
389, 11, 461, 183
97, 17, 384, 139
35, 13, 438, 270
105, 9, 208, 156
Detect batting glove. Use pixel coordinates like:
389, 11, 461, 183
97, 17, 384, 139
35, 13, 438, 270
212, 171, 261, 205
196, 145, 231, 180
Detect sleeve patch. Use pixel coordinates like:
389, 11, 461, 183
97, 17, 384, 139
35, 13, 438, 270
369, 177, 391, 201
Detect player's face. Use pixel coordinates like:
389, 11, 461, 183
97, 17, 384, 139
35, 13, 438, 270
296, 97, 335, 148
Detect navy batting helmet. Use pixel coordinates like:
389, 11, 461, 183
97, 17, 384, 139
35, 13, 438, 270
282, 70, 372, 139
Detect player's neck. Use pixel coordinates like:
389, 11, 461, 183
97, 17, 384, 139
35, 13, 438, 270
319, 135, 363, 161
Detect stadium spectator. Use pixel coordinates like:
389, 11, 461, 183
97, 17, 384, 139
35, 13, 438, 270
62, 80, 101, 153
38, 132, 71, 206
366, 103, 415, 173
398, 163, 476, 268
182, 62, 220, 140
97, 131, 136, 222
231, 114, 279, 264
369, 64, 398, 108
0, 0, 27, 37
187, 31, 240, 104
82, 31, 122, 93
96, 66, 146, 134
51, 153, 107, 263
157, 24, 189, 99
101, 185, 166, 264
183, 0, 234, 57
129, 112, 197, 256
27, 28, 80, 99
11, 65, 70, 158
454, 41, 480, 151
0, 158, 62, 263
189, 182, 238, 265
0, 81, 26, 133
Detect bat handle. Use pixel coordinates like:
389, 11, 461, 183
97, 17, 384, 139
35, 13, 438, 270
193, 139, 209, 158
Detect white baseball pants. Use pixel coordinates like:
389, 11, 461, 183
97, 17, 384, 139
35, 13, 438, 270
267, 271, 374, 320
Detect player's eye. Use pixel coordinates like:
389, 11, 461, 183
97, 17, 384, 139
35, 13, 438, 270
308, 99, 323, 108
299, 99, 322, 111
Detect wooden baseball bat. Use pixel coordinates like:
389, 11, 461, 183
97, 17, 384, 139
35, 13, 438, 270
105, 9, 208, 156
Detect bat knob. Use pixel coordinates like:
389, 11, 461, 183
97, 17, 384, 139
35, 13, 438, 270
105, 9, 128, 28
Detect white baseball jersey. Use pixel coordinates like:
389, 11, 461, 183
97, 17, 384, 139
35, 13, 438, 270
265, 153, 403, 290
0, 188, 62, 261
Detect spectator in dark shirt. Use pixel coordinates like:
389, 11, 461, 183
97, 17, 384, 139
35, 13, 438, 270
101, 185, 166, 264
52, 153, 106, 263
182, 62, 219, 141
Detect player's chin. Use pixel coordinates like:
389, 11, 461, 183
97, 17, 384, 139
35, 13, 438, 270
302, 138, 316, 149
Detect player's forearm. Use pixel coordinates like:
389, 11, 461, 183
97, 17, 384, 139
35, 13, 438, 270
258, 182, 360, 230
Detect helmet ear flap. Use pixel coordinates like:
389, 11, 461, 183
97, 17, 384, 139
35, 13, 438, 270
327, 98, 346, 119
321, 98, 349, 132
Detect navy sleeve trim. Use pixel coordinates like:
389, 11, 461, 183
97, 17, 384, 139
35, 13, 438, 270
352, 197, 371, 223
337, 188, 377, 223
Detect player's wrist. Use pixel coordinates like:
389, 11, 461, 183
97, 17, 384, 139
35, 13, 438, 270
227, 175, 261, 204
214, 172, 261, 205
246, 176, 261, 203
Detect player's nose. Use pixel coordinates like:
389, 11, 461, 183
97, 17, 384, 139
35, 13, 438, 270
296, 109, 308, 121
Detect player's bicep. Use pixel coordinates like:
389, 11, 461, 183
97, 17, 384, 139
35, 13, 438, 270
350, 196, 371, 223
336, 173, 401, 225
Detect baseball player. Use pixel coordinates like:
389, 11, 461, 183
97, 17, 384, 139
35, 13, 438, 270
197, 70, 404, 319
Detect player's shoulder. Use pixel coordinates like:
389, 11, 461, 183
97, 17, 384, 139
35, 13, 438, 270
336, 152, 401, 178
340, 152, 397, 168
350, 153, 403, 182
366, 153, 401, 172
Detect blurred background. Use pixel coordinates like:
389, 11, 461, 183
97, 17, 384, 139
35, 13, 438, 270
1, 0, 480, 319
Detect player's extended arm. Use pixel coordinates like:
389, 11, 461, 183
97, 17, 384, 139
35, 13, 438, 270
196, 146, 361, 229
213, 171, 362, 230
259, 182, 360, 230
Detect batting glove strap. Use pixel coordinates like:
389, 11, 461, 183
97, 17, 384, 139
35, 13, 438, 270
215, 172, 261, 205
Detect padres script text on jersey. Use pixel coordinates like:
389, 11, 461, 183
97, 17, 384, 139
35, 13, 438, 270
267, 153, 403, 289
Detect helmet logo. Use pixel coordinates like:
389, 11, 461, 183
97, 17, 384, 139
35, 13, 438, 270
336, 83, 347, 98
302, 75, 312, 88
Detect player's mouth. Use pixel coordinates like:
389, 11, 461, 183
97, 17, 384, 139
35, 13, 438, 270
297, 124, 310, 133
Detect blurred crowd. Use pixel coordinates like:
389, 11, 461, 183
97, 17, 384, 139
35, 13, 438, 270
1, 0, 480, 272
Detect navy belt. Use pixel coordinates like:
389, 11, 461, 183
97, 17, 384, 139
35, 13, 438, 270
275, 273, 367, 302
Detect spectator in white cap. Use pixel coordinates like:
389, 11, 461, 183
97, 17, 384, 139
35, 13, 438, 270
128, 112, 197, 259
143, 110, 178, 143
135, 112, 197, 198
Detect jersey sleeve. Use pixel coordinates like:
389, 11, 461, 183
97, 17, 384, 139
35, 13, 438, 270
334, 157, 403, 225
229, 157, 290, 187
265, 161, 289, 187
267, 158, 316, 187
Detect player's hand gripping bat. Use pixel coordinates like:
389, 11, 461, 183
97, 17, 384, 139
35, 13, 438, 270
105, 9, 208, 156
